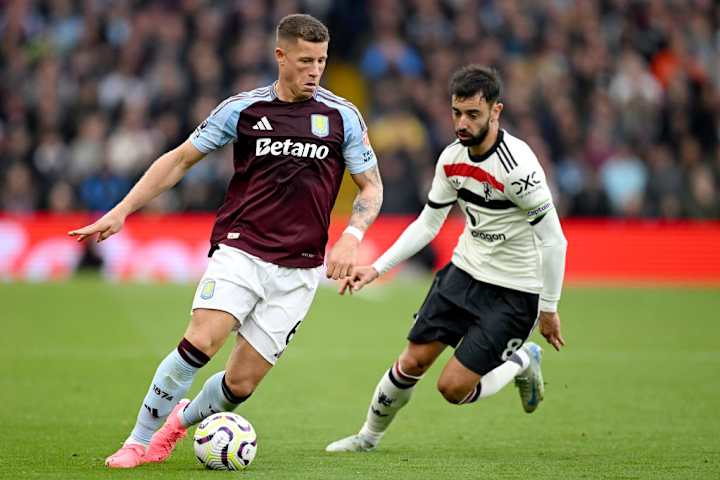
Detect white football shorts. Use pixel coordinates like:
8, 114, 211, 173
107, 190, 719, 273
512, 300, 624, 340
191, 244, 322, 364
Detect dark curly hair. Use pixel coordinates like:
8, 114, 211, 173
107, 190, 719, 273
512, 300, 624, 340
449, 65, 502, 103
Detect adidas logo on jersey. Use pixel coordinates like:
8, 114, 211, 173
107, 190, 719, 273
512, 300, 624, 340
255, 138, 329, 159
252, 116, 273, 131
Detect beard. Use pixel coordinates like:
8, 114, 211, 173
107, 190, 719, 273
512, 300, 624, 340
456, 118, 491, 146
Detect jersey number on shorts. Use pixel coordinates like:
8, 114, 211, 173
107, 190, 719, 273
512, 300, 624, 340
501, 338, 523, 361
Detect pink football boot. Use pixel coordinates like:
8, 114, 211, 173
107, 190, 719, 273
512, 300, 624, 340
105, 443, 146, 468
144, 399, 190, 463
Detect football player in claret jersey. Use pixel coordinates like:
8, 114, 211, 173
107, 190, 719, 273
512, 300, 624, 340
69, 14, 383, 468
326, 65, 567, 452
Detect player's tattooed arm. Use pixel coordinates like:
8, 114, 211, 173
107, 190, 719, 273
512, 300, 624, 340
349, 165, 383, 232
326, 166, 382, 280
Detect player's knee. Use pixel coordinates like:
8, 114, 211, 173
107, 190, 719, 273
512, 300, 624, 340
436, 378, 469, 405
185, 310, 234, 356
182, 333, 218, 358
398, 352, 430, 377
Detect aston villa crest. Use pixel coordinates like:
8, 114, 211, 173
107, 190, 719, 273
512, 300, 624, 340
311, 114, 329, 137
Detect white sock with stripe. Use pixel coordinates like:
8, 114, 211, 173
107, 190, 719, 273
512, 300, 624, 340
180, 371, 251, 428
459, 349, 529, 404
126, 338, 209, 445
359, 361, 422, 444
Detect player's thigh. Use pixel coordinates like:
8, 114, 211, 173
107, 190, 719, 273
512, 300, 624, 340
436, 355, 482, 403
407, 263, 472, 350
239, 264, 321, 366
224, 335, 274, 398
398, 341, 447, 377
455, 286, 539, 376
188, 245, 264, 356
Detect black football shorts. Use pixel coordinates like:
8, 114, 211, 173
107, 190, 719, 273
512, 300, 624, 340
408, 263, 539, 375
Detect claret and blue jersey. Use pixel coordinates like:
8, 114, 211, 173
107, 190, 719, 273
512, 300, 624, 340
190, 83, 376, 268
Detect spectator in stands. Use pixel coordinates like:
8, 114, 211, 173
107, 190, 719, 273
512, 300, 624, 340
1, 163, 37, 213
0, 0, 717, 219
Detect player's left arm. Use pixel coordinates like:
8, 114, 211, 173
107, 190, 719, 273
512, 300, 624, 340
506, 148, 568, 351
326, 106, 384, 280
531, 209, 568, 351
348, 165, 384, 231
326, 165, 383, 280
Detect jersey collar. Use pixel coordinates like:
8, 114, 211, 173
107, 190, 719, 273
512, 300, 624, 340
270, 81, 318, 101
467, 129, 504, 163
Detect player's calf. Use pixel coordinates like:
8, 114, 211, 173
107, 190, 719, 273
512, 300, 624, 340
123, 337, 211, 450
435, 355, 483, 404
181, 372, 253, 427
437, 377, 478, 404
326, 360, 423, 453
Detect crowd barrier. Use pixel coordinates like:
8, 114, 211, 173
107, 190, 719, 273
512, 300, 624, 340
0, 213, 718, 284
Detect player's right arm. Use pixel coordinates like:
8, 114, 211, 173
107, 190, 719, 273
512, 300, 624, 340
68, 140, 206, 242
340, 153, 457, 294
69, 98, 240, 243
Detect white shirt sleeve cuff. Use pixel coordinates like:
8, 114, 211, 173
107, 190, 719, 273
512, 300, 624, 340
539, 298, 558, 313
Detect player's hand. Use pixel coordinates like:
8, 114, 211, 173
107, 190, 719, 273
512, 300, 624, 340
325, 233, 359, 280
68, 211, 126, 243
538, 311, 565, 351
338, 266, 379, 295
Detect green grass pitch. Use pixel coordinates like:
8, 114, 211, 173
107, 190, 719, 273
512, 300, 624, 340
2, 278, 719, 479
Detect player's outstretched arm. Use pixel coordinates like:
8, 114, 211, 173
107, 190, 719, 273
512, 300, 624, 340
336, 204, 452, 295
326, 165, 383, 280
68, 140, 205, 243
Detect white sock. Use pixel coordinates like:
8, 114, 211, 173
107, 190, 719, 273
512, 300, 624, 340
359, 361, 422, 444
459, 349, 529, 404
180, 371, 250, 427
128, 342, 206, 445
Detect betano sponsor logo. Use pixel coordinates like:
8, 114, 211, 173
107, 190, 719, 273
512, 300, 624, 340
471, 230, 506, 242
255, 138, 329, 159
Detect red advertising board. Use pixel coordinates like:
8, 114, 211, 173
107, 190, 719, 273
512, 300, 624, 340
0, 214, 718, 284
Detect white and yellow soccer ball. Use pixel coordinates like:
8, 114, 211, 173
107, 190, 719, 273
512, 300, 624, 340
193, 412, 257, 470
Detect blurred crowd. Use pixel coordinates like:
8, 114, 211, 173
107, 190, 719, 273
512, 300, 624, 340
1, 0, 719, 218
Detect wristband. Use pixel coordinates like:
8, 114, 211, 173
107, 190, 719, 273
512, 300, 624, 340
343, 226, 364, 242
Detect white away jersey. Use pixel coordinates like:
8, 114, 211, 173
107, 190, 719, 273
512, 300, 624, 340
427, 130, 554, 294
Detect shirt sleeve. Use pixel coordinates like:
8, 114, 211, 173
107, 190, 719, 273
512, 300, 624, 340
372, 204, 451, 274
189, 99, 242, 154
340, 107, 377, 174
426, 154, 458, 208
504, 147, 554, 222
531, 208, 568, 312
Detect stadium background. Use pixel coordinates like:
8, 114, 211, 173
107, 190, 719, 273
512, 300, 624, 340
1, 0, 719, 281
1, 1, 719, 479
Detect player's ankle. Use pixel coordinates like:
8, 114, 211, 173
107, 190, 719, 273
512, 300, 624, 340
512, 348, 530, 372
123, 437, 148, 449
359, 425, 383, 445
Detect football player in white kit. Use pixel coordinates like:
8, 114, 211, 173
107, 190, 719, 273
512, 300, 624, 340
326, 65, 568, 452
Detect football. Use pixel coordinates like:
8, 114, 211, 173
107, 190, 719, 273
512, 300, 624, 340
193, 412, 257, 470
